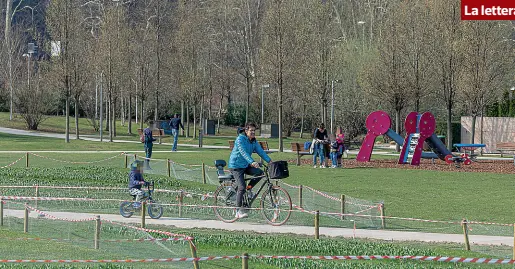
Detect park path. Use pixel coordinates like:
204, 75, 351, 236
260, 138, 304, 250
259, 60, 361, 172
4, 209, 513, 247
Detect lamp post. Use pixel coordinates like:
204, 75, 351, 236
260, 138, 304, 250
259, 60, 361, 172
330, 80, 342, 134
261, 84, 270, 125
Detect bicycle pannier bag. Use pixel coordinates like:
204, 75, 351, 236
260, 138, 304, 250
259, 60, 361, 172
269, 161, 289, 179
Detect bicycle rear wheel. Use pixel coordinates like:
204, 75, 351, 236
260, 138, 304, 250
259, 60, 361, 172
119, 201, 134, 218
213, 182, 238, 223
260, 185, 292, 226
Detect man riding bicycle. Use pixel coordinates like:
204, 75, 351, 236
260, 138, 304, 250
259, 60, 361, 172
229, 122, 272, 219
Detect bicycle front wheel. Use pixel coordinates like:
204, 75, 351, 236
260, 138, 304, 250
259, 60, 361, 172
147, 201, 163, 219
260, 185, 292, 226
213, 182, 238, 223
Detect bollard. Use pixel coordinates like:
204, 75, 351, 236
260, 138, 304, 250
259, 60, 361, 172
94, 215, 101, 249
26, 152, 29, 168
340, 194, 345, 220
34, 184, 39, 210
314, 210, 320, 239
298, 185, 303, 209
24, 203, 29, 233
242, 253, 249, 269
380, 203, 386, 229
179, 191, 184, 218
462, 219, 471, 251
189, 239, 199, 269
124, 154, 128, 168
167, 159, 171, 177
0, 199, 3, 226
202, 162, 206, 184
141, 202, 146, 228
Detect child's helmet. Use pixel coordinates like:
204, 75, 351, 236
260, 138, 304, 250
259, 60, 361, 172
130, 160, 144, 170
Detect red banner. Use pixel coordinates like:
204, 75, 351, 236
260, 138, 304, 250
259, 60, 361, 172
461, 0, 515, 20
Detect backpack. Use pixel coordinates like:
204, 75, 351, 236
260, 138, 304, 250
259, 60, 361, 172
304, 141, 312, 150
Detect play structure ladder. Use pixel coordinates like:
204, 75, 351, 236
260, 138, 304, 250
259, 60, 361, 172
404, 133, 420, 163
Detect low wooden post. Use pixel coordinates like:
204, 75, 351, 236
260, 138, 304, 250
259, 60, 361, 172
124, 154, 128, 168
24, 203, 29, 233
380, 203, 386, 229
25, 152, 29, 168
141, 202, 146, 228
298, 185, 303, 209
134, 154, 137, 161
340, 194, 345, 220
314, 210, 320, 239
179, 191, 184, 218
202, 162, 207, 184
94, 215, 101, 249
462, 219, 471, 251
189, 239, 199, 269
167, 159, 171, 177
242, 253, 249, 269
34, 184, 39, 210
0, 199, 4, 226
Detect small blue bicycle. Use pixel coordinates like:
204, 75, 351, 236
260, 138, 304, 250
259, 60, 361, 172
119, 181, 164, 219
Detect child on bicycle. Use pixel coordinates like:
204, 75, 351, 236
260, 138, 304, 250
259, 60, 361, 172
128, 160, 149, 208
229, 122, 273, 219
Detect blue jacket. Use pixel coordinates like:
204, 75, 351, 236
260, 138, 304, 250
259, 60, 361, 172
169, 118, 184, 130
128, 170, 145, 189
143, 127, 156, 147
229, 134, 271, 169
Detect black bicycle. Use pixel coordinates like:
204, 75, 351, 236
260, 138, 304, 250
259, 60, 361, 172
212, 160, 292, 226
120, 181, 164, 219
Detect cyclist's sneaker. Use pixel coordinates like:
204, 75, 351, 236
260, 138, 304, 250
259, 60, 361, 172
235, 209, 248, 219
133, 202, 142, 209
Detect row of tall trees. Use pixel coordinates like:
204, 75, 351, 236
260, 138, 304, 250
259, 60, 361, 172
1, 0, 513, 150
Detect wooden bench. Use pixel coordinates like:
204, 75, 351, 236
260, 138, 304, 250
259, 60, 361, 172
291, 142, 311, 166
138, 128, 166, 144
496, 142, 515, 157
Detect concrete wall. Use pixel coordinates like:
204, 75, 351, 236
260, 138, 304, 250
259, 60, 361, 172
461, 116, 515, 153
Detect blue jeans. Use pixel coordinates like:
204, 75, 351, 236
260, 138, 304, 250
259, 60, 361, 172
144, 144, 152, 167
171, 129, 179, 151
330, 152, 338, 166
229, 167, 263, 209
312, 144, 325, 166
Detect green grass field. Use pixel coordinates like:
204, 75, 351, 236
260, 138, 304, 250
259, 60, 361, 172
0, 113, 514, 268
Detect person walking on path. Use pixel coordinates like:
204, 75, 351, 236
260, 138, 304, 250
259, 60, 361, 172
169, 114, 184, 151
143, 121, 156, 169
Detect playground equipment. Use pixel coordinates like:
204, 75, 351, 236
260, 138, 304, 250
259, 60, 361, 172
357, 110, 473, 167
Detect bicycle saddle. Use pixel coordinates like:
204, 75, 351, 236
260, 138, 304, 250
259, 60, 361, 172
214, 160, 234, 180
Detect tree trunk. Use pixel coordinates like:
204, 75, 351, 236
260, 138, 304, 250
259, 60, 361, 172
5, 0, 13, 121
300, 103, 305, 138
139, 93, 144, 130
127, 94, 132, 134
446, 106, 453, 151
74, 95, 79, 139
186, 102, 190, 138
193, 104, 197, 139
65, 95, 70, 143
181, 101, 185, 136
278, 85, 283, 152
395, 109, 401, 152
470, 115, 476, 144
217, 97, 223, 134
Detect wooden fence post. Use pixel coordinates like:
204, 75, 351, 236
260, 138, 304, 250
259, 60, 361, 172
179, 191, 184, 218
314, 210, 320, 240
202, 162, 207, 184
141, 202, 146, 228
380, 203, 386, 229
124, 154, 128, 168
340, 194, 345, 220
0, 199, 3, 226
167, 159, 171, 177
94, 215, 101, 249
242, 253, 249, 269
26, 152, 29, 168
24, 203, 29, 233
189, 239, 199, 269
298, 185, 303, 209
462, 219, 471, 251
